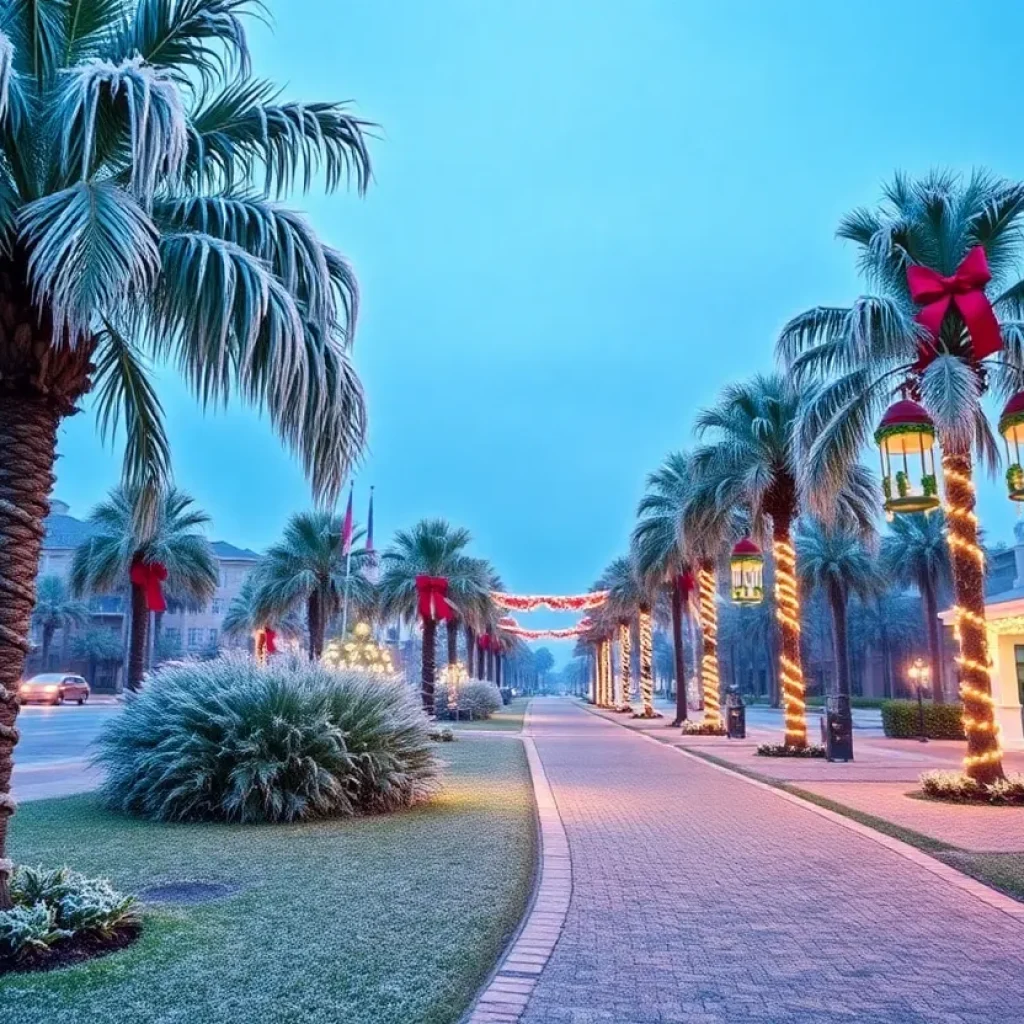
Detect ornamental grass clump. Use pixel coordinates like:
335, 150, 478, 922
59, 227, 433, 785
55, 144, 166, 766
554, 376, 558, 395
95, 654, 438, 824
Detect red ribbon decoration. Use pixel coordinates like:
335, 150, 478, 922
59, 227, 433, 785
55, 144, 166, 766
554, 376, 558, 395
907, 246, 1002, 368
264, 628, 278, 655
677, 572, 695, 605
130, 558, 167, 612
478, 634, 491, 651
415, 575, 452, 622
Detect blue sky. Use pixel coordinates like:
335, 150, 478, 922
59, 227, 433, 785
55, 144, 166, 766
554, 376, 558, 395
54, 0, 1024, 644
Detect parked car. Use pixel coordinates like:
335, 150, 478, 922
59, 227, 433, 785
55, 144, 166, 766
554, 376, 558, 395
18, 673, 91, 705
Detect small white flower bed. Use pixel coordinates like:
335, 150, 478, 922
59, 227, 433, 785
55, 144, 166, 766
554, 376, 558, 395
920, 770, 1024, 804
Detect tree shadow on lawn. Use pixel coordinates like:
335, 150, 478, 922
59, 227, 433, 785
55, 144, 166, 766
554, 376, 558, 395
1, 740, 537, 1024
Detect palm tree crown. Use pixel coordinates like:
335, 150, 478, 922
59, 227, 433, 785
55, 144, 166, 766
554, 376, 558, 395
31, 575, 89, 665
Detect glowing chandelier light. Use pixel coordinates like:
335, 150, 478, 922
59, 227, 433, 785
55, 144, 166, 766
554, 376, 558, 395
491, 591, 608, 612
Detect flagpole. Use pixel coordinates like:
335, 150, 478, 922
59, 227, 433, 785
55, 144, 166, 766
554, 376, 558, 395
341, 545, 354, 638
339, 483, 356, 638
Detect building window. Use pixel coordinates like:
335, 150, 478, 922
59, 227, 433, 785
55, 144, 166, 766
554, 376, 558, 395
1015, 645, 1024, 706
211, 599, 223, 614
187, 628, 203, 649
208, 629, 219, 647
164, 628, 181, 646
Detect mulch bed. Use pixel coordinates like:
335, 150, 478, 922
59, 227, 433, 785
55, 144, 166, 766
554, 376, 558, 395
0, 923, 141, 976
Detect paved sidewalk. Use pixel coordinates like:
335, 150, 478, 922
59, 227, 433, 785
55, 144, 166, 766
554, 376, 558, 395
521, 699, 1024, 1024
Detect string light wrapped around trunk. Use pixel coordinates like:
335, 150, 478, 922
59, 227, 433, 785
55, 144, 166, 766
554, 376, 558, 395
943, 452, 1005, 782
697, 565, 721, 728
998, 392, 1024, 501
601, 638, 614, 707
773, 533, 807, 748
730, 538, 764, 604
874, 400, 940, 517
638, 605, 655, 716
618, 621, 632, 710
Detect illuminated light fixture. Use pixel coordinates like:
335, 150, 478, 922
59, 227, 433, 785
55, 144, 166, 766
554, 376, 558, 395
323, 622, 396, 675
998, 392, 1024, 501
874, 399, 940, 516
491, 591, 608, 612
730, 538, 764, 605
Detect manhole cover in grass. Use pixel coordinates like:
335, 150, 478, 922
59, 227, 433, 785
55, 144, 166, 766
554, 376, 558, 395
140, 881, 240, 905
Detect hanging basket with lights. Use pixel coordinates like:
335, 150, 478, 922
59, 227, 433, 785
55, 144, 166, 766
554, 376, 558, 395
874, 400, 940, 515
999, 392, 1024, 501
730, 538, 764, 605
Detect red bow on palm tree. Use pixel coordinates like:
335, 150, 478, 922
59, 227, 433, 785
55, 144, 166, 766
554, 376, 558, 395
264, 628, 278, 654
415, 575, 452, 621
130, 558, 168, 612
907, 246, 1002, 367
478, 634, 491, 651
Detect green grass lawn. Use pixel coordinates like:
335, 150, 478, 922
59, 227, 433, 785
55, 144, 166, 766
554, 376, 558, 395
2, 738, 536, 1024
450, 697, 529, 732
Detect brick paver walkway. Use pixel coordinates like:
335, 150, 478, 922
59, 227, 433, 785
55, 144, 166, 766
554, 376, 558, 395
520, 699, 1024, 1024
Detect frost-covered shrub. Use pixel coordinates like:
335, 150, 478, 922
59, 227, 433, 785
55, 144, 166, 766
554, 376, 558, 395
434, 681, 503, 720
920, 770, 1024, 804
95, 654, 439, 823
0, 867, 137, 960
680, 720, 726, 736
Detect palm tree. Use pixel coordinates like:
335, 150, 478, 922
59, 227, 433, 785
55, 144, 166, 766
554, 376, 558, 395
70, 487, 217, 691
222, 571, 304, 650
777, 171, 1024, 782
880, 513, 953, 703
598, 555, 639, 712
31, 575, 88, 668
445, 559, 496, 675
691, 373, 877, 747
253, 512, 371, 660
378, 519, 476, 715
795, 518, 881, 728
634, 451, 696, 725
0, 1, 373, 908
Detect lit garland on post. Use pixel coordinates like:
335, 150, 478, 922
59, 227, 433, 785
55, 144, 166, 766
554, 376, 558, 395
601, 638, 614, 707
773, 533, 807, 748
638, 605, 654, 716
618, 621, 632, 710
697, 565, 721, 728
943, 452, 1005, 782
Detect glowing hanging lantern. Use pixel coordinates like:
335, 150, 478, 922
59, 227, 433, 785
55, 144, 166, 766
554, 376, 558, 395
999, 392, 1024, 501
730, 538, 764, 605
874, 400, 940, 515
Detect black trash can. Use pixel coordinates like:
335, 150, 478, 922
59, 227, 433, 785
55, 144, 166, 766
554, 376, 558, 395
825, 696, 854, 762
725, 690, 746, 739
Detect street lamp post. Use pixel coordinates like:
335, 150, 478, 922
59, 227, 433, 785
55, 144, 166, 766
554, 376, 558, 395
908, 658, 930, 743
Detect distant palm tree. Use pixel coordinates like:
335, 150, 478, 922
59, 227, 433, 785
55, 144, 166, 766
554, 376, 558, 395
601, 553, 659, 715
379, 519, 476, 715
253, 512, 371, 660
849, 594, 925, 698
31, 575, 89, 668
691, 373, 876, 747
0, 0, 374, 908
880, 513, 953, 702
444, 559, 496, 675
634, 451, 696, 725
222, 571, 305, 650
71, 487, 217, 691
796, 519, 881, 719
778, 171, 1024, 782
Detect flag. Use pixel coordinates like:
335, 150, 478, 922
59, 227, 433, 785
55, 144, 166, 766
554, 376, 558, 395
341, 484, 354, 557
364, 486, 379, 584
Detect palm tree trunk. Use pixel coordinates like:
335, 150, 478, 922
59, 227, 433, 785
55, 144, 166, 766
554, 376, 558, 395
941, 450, 1004, 783
421, 616, 437, 715
495, 652, 502, 689
446, 619, 459, 670
638, 604, 655, 716
828, 580, 854, 746
670, 582, 688, 725
41, 624, 54, 668
772, 513, 807, 749
152, 610, 164, 667
920, 575, 945, 704
464, 624, 475, 676
697, 561, 721, 726
306, 593, 320, 660
127, 582, 150, 691
618, 620, 632, 709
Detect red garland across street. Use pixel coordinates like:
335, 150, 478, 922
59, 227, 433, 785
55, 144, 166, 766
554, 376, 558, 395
130, 558, 168, 612
491, 591, 608, 612
498, 615, 592, 640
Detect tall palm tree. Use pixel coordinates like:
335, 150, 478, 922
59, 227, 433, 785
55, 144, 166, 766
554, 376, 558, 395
31, 575, 88, 668
778, 171, 1024, 782
0, 0, 373, 908
70, 486, 217, 691
880, 512, 953, 703
634, 451, 696, 725
378, 519, 476, 715
222, 571, 304, 649
795, 518, 881, 725
253, 511, 371, 660
446, 560, 496, 675
691, 373, 877, 748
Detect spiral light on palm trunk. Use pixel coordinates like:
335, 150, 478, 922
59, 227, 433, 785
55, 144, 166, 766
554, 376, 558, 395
773, 535, 807, 748
639, 608, 654, 715
698, 567, 721, 727
943, 453, 1004, 783
619, 622, 632, 708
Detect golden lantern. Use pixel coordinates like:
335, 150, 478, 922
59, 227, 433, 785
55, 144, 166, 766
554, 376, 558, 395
874, 400, 940, 515
998, 392, 1024, 501
730, 538, 763, 605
